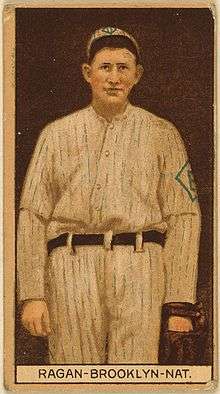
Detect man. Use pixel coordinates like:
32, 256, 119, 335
18, 27, 201, 364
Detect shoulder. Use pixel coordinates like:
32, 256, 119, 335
40, 106, 90, 139
131, 105, 183, 144
131, 105, 176, 132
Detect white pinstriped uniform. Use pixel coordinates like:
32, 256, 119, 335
17, 103, 201, 363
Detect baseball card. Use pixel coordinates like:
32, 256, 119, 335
3, 0, 217, 391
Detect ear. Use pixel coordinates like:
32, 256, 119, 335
134, 64, 144, 85
82, 63, 92, 83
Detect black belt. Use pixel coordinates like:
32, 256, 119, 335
47, 231, 166, 255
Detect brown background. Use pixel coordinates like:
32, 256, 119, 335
15, 7, 214, 365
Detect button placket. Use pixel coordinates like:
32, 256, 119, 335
109, 123, 114, 130
91, 123, 117, 212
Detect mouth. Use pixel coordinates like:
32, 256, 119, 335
104, 88, 123, 95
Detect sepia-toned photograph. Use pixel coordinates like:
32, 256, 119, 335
4, 1, 216, 390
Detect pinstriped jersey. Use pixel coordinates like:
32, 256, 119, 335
17, 103, 201, 302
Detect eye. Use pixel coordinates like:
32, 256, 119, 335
118, 65, 128, 71
100, 65, 110, 71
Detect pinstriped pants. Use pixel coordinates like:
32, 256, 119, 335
45, 243, 165, 364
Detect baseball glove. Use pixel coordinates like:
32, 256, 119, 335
159, 301, 208, 364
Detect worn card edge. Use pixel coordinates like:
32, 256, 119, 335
2, 0, 217, 9
2, 0, 218, 391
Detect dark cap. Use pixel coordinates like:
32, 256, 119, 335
87, 27, 141, 63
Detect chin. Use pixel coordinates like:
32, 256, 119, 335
102, 96, 126, 106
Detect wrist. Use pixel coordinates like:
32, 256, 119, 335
168, 315, 193, 332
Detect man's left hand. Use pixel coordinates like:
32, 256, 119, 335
168, 316, 193, 332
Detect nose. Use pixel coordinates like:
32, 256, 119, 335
107, 67, 120, 84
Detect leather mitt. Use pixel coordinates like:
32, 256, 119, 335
159, 301, 208, 365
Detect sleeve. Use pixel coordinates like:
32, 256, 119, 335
17, 126, 55, 301
157, 122, 201, 304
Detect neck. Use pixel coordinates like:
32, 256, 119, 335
92, 99, 128, 122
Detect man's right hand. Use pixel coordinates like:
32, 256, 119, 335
21, 300, 51, 337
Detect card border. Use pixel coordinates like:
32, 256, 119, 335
3, 1, 218, 391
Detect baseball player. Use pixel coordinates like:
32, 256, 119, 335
17, 27, 201, 363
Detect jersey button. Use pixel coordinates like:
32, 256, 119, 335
96, 184, 101, 190
105, 150, 110, 157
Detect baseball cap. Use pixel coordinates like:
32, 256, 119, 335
87, 27, 141, 63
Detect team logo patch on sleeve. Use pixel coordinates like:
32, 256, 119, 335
175, 161, 198, 202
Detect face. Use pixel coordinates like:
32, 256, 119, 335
82, 47, 143, 107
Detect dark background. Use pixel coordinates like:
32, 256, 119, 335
15, 7, 214, 365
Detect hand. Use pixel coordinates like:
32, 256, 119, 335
21, 300, 51, 337
168, 316, 193, 332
